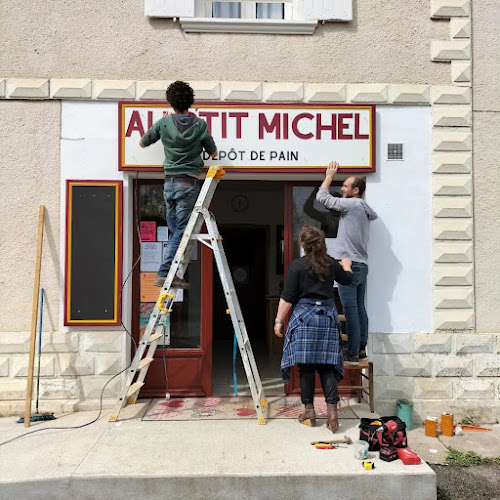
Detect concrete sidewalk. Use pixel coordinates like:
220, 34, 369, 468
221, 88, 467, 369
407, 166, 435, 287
0, 400, 436, 500
408, 423, 500, 464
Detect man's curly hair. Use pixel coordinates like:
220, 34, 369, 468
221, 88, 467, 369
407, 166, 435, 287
166, 81, 195, 112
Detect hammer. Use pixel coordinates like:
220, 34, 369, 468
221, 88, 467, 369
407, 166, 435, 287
311, 435, 353, 445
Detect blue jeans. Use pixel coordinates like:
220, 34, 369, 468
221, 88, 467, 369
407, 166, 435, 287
338, 262, 368, 358
157, 177, 200, 277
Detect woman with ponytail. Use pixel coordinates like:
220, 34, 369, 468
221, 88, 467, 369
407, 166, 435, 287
274, 224, 352, 432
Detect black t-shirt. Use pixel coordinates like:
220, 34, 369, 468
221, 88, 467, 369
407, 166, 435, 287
281, 256, 353, 305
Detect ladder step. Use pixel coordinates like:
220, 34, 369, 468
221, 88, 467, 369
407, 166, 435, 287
127, 382, 145, 398
138, 357, 154, 370
149, 332, 163, 343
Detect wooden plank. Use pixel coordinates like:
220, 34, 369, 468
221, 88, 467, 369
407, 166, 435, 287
24, 205, 45, 427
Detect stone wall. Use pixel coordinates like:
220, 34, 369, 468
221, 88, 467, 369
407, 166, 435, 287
0, 0, 449, 84
371, 0, 500, 423
371, 332, 500, 423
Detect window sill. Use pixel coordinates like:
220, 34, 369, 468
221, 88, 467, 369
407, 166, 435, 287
179, 18, 318, 35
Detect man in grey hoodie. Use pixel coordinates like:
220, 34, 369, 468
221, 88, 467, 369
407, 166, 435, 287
316, 161, 378, 365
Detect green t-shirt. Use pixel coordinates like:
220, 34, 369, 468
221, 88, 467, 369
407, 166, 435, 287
141, 114, 217, 176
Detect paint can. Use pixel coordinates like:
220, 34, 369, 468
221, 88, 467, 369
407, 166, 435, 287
397, 399, 414, 430
441, 412, 454, 437
425, 416, 438, 437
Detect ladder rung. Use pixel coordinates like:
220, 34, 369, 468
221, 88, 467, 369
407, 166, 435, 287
149, 332, 163, 343
127, 382, 145, 398
138, 357, 154, 370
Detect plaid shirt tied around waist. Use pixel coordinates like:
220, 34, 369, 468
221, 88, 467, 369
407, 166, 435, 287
280, 298, 344, 385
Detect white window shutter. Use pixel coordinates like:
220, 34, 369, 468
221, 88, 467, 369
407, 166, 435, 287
144, 0, 195, 18
304, 0, 352, 21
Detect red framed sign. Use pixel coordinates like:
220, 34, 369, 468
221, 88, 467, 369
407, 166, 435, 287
65, 180, 123, 326
118, 102, 376, 174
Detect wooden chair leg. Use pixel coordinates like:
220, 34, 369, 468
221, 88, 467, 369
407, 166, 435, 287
369, 361, 374, 413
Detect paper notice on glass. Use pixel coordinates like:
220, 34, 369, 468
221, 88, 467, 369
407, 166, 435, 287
141, 242, 163, 272
173, 289, 184, 302
140, 273, 159, 302
140, 221, 156, 242
157, 226, 169, 241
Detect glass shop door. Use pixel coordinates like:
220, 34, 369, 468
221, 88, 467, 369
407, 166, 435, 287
132, 179, 213, 397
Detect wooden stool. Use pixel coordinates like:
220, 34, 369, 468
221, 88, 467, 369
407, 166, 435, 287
338, 314, 374, 413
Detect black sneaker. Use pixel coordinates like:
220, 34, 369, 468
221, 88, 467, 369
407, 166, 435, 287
359, 350, 368, 361
344, 354, 359, 365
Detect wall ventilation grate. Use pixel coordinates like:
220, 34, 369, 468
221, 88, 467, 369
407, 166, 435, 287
387, 143, 404, 161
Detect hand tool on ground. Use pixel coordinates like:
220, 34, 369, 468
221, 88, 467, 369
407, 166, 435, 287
310, 435, 353, 445
362, 461, 375, 470
376, 420, 398, 442
460, 424, 492, 432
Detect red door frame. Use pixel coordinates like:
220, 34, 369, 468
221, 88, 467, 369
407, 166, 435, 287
132, 179, 213, 397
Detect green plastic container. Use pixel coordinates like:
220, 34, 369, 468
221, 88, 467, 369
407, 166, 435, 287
397, 399, 414, 430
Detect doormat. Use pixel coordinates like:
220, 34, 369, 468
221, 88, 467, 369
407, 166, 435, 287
143, 396, 360, 421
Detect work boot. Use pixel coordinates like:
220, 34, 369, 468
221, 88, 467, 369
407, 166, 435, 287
298, 404, 316, 427
326, 403, 339, 433
154, 276, 190, 289
154, 276, 166, 288
172, 277, 190, 290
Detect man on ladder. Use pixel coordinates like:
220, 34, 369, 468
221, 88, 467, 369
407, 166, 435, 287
111, 82, 266, 424
139, 80, 218, 289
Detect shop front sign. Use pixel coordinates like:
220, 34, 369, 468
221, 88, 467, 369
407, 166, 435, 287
119, 102, 376, 173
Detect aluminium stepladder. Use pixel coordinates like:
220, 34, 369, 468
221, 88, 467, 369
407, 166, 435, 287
109, 166, 267, 424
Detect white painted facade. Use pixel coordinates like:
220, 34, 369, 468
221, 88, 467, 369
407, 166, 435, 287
60, 102, 433, 335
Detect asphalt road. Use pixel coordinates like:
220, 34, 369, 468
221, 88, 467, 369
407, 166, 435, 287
432, 465, 500, 500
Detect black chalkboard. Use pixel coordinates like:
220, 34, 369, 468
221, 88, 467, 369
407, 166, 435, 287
66, 182, 122, 325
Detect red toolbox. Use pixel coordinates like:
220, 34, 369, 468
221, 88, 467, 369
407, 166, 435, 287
397, 448, 421, 465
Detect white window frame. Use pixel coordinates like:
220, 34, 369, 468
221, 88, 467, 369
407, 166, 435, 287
145, 0, 352, 35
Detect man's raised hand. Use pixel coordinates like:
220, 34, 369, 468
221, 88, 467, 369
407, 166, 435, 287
326, 161, 339, 180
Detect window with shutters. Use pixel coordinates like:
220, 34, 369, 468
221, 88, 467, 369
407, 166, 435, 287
144, 0, 352, 34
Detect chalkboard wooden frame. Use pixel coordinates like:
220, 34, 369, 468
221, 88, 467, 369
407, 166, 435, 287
64, 180, 123, 326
